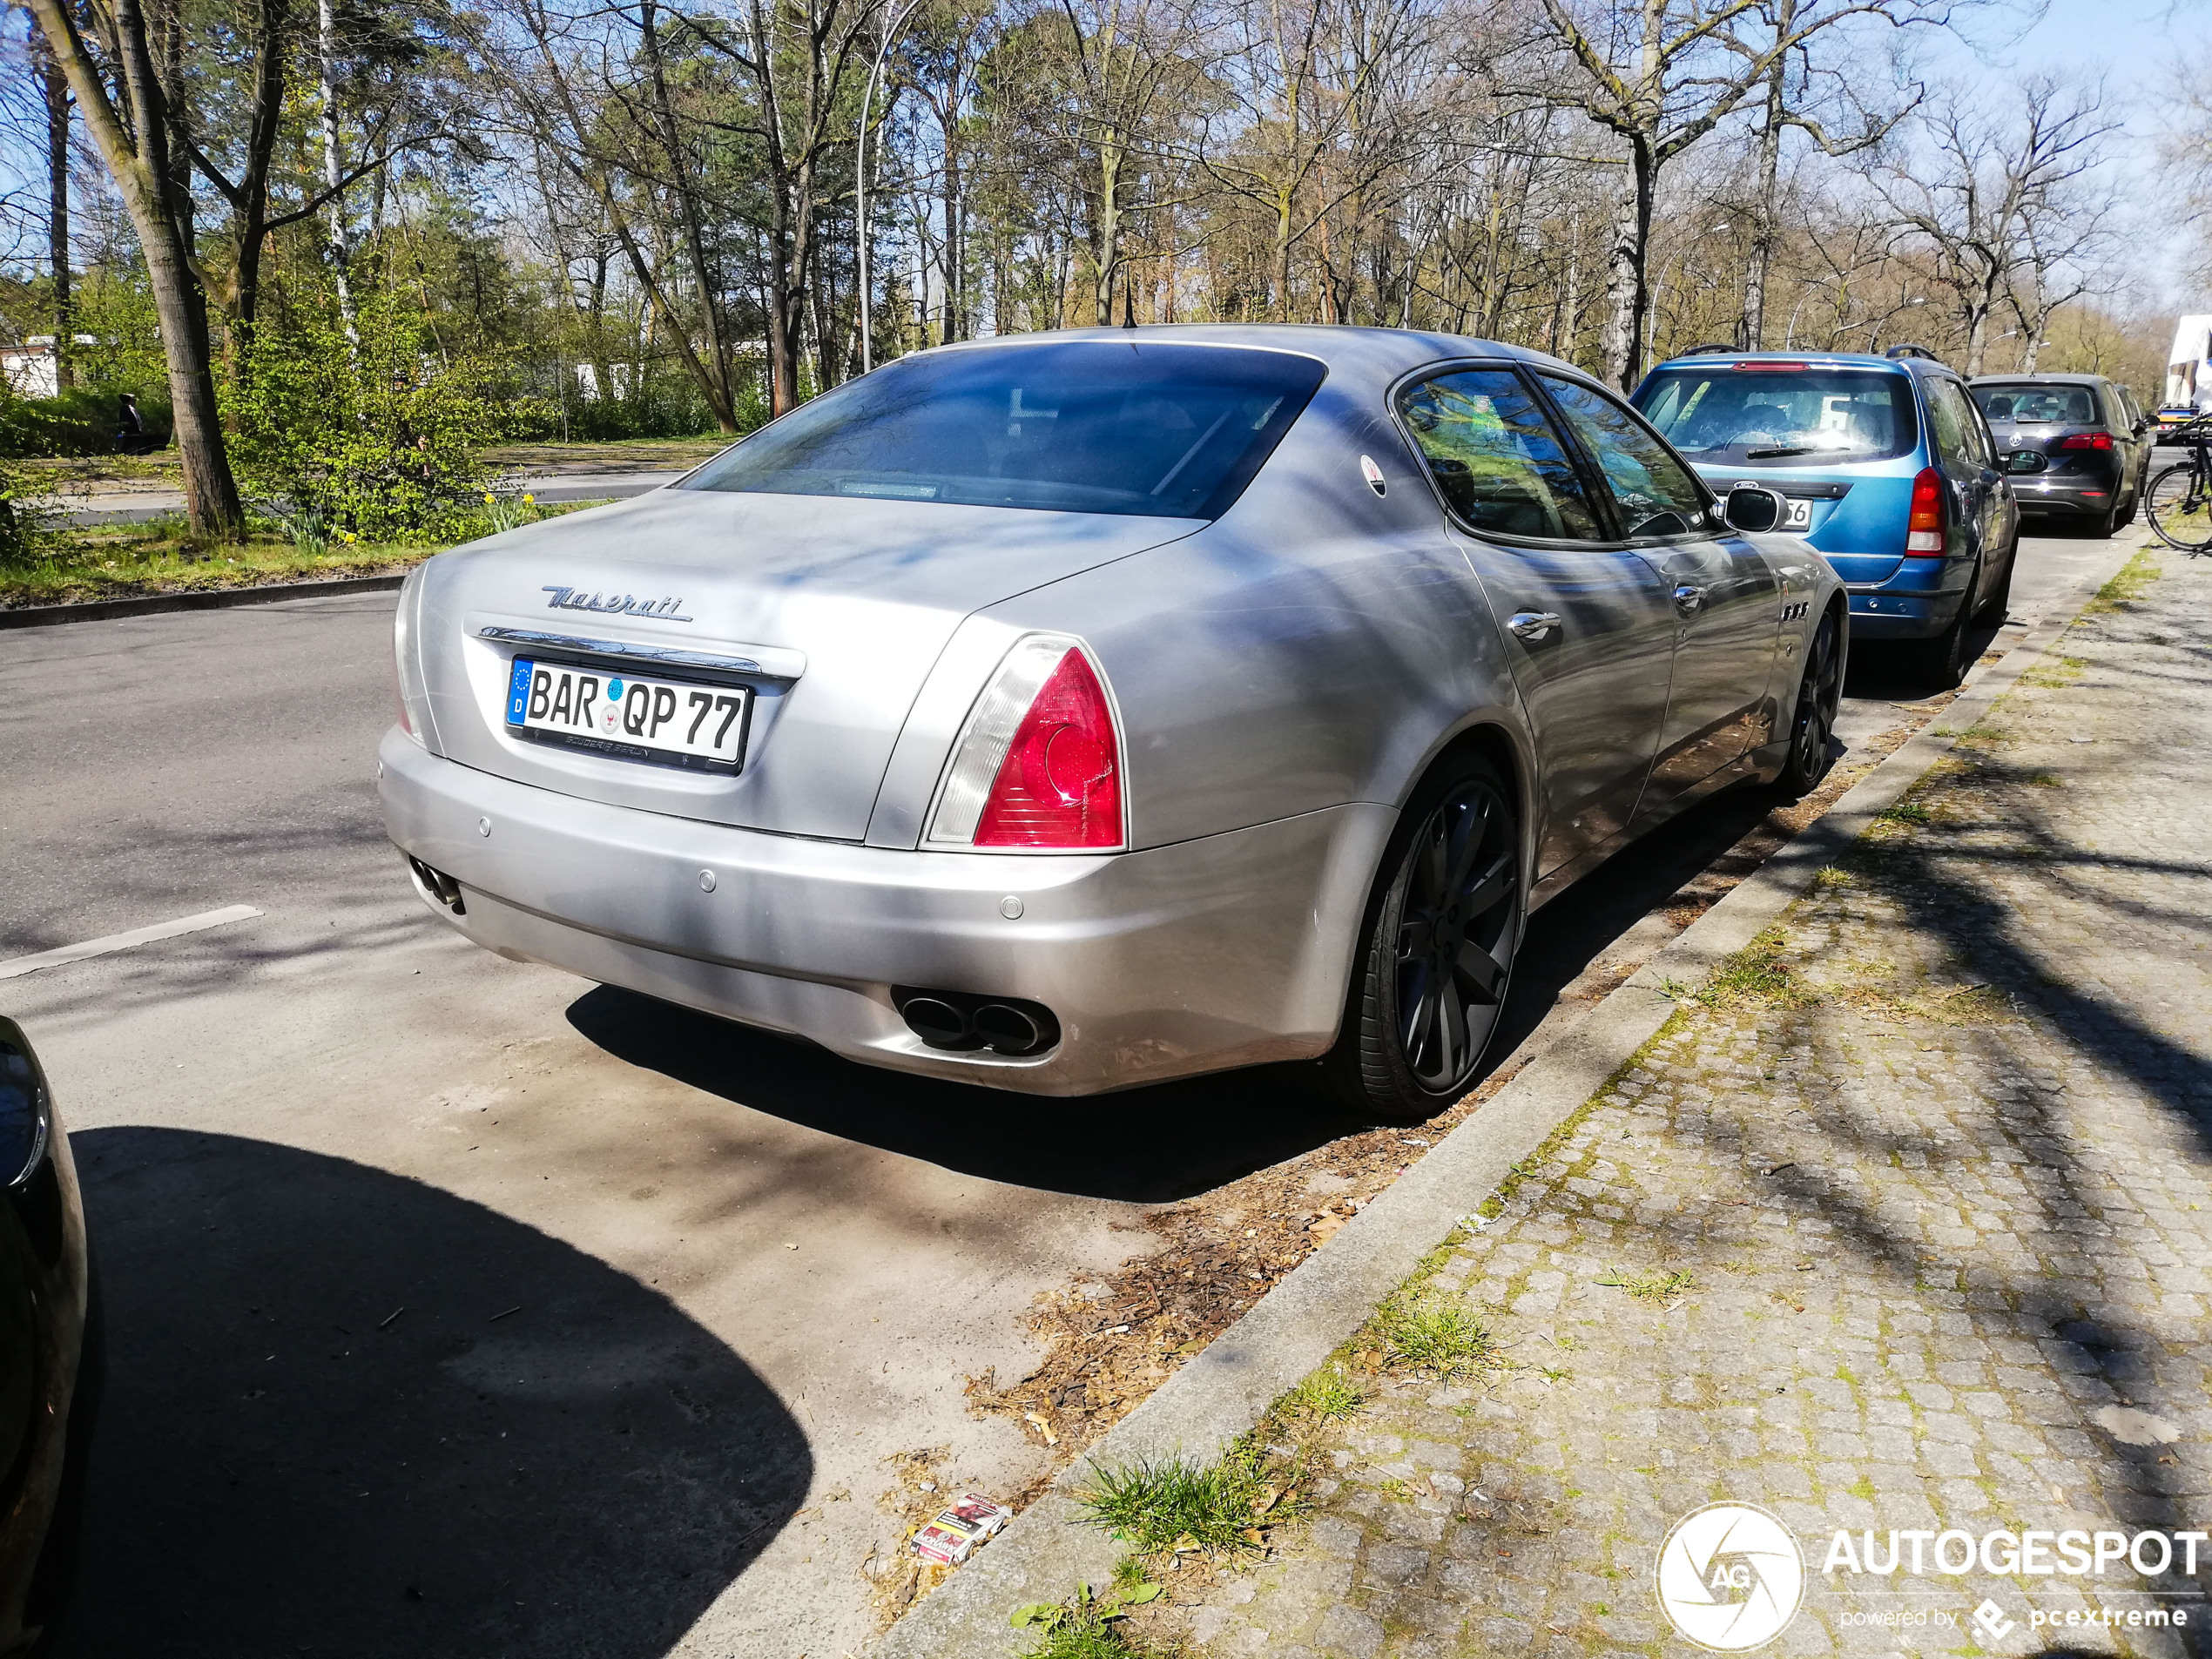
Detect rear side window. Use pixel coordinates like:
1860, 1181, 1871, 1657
680, 341, 1325, 519
1540, 374, 1709, 539
1636, 365, 1917, 466
1925, 380, 1987, 466
1972, 382, 2098, 425
1399, 369, 1604, 541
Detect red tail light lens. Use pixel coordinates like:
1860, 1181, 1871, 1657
2059, 431, 2114, 450
1906, 466, 1946, 553
927, 635, 1126, 851
974, 649, 1123, 847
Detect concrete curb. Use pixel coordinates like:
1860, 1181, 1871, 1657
0, 571, 406, 630
873, 535, 2147, 1656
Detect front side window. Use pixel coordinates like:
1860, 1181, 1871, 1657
1541, 374, 1708, 538
1398, 368, 1603, 541
1636, 364, 1918, 467
680, 341, 1325, 519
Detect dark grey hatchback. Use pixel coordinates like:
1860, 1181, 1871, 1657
1968, 374, 2155, 536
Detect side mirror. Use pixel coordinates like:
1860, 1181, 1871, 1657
2004, 449, 2047, 475
1723, 486, 1785, 532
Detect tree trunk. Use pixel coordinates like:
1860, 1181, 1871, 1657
318, 0, 356, 341
1600, 144, 1655, 390
1741, 51, 1784, 350
27, 0, 243, 536
34, 24, 74, 389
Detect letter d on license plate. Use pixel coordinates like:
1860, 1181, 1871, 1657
504, 658, 751, 773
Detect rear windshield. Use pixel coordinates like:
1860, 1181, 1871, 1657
680, 341, 1325, 518
1634, 365, 1917, 467
1972, 382, 2101, 425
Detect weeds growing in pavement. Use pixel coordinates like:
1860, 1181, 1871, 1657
1009, 1578, 1171, 1658
1595, 1266, 1696, 1306
1694, 927, 1816, 1011
1875, 799, 1932, 828
1278, 1366, 1366, 1427
2086, 546, 2159, 615
1076, 1442, 1305, 1558
1373, 1289, 1494, 1378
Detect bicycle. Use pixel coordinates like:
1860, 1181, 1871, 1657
2144, 412, 2212, 553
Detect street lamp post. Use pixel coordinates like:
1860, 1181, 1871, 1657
857, 0, 928, 374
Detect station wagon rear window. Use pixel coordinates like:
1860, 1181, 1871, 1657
1635, 365, 1917, 467
680, 341, 1325, 519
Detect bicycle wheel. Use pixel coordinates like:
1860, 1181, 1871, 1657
2146, 462, 2212, 552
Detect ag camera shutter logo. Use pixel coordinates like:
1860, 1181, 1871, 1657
1656, 1501, 1806, 1650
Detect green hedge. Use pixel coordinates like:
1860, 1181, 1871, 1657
0, 385, 172, 459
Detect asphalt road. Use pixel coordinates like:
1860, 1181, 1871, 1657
0, 526, 2129, 1657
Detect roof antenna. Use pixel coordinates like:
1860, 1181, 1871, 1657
1122, 284, 1136, 330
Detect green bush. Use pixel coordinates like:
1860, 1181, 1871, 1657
226, 289, 519, 543
0, 382, 172, 459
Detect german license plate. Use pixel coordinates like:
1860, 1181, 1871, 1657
1781, 496, 1814, 530
504, 658, 751, 772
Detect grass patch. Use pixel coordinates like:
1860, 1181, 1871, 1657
1595, 1266, 1696, 1305
1810, 867, 1855, 892
2027, 771, 2065, 788
1277, 1366, 1366, 1427
1076, 1442, 1304, 1558
1694, 926, 1817, 1011
1876, 799, 1932, 827
1372, 1288, 1495, 1378
2020, 655, 2086, 689
2084, 546, 2158, 615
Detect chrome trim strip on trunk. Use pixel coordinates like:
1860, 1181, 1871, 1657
476, 626, 805, 680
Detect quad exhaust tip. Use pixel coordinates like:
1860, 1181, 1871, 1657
407, 856, 467, 916
892, 987, 1060, 1057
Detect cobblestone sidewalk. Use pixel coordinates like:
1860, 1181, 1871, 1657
1172, 549, 2212, 1658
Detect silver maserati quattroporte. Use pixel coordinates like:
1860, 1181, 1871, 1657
380, 327, 1844, 1121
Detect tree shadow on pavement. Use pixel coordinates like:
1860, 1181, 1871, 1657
56, 1128, 807, 1659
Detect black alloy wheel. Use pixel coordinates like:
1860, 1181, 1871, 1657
1775, 610, 1843, 799
1325, 755, 1522, 1124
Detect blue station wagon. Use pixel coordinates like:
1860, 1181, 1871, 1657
1632, 347, 2020, 688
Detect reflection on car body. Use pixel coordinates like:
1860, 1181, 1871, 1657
381, 327, 1844, 1122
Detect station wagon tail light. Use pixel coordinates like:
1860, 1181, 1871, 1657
1906, 466, 1946, 554
2060, 431, 2114, 450
927, 635, 1125, 850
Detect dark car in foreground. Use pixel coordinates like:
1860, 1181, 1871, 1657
1968, 373, 2154, 536
1633, 347, 2019, 689
0, 1018, 94, 1655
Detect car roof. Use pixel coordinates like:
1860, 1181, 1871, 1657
1968, 371, 2108, 386
1649, 349, 1915, 374
917, 323, 1593, 384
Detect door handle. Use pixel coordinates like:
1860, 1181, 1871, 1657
1507, 610, 1561, 641
1673, 583, 1706, 613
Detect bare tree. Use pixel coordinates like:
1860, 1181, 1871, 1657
1879, 76, 2118, 376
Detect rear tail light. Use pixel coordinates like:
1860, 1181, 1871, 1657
2059, 431, 2114, 450
1906, 466, 1946, 554
927, 635, 1125, 851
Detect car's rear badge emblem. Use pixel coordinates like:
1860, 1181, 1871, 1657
543, 585, 694, 622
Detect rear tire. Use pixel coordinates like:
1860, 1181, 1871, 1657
1902, 556, 1981, 691
1324, 753, 1523, 1125
2087, 501, 2118, 538
1975, 537, 2016, 624
2145, 462, 2212, 552
1774, 610, 1843, 799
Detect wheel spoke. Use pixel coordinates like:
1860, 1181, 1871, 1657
1400, 963, 1436, 1064
1434, 981, 1468, 1080
1397, 914, 1434, 961
1456, 934, 1507, 999
1460, 853, 1514, 922
1444, 795, 1492, 893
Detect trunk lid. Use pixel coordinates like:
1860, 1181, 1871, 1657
415, 488, 1197, 840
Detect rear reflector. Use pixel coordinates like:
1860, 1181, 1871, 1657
2060, 431, 2114, 450
1906, 465, 1946, 554
928, 635, 1126, 850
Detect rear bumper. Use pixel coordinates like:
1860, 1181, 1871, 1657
378, 728, 1392, 1095
1844, 555, 1974, 641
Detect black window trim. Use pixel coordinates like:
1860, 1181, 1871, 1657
1388, 357, 1644, 551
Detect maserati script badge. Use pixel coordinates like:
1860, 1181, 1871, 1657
542, 585, 694, 622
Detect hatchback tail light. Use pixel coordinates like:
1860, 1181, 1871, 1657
2059, 431, 2114, 450
927, 635, 1125, 851
1906, 466, 1946, 554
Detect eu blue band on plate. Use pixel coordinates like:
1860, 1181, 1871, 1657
507, 657, 534, 724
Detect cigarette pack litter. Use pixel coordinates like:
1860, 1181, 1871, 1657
910, 1492, 1013, 1565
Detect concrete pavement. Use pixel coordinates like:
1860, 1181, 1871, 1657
0, 529, 2121, 1656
